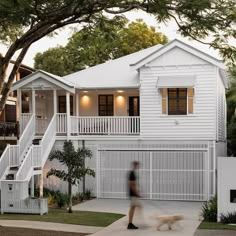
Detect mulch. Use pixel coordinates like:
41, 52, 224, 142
0, 226, 88, 236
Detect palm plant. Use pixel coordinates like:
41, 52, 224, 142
47, 140, 95, 213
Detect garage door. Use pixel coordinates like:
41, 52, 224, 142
98, 150, 208, 201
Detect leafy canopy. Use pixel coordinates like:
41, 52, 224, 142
34, 17, 168, 75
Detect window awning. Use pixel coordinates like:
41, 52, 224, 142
156, 76, 196, 88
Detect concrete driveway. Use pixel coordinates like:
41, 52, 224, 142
73, 199, 202, 236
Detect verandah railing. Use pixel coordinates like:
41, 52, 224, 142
70, 116, 140, 135
20, 113, 32, 135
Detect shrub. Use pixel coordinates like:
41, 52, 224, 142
220, 211, 236, 224
47, 193, 55, 205
201, 196, 217, 222
78, 192, 84, 202
55, 191, 68, 208
84, 189, 91, 200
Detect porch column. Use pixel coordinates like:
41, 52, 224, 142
53, 89, 57, 114
66, 91, 71, 139
31, 176, 34, 197
17, 89, 22, 122
39, 173, 43, 198
32, 89, 36, 115
76, 92, 79, 117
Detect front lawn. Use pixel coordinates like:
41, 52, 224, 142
199, 222, 236, 231
0, 209, 125, 227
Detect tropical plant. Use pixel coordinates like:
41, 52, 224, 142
220, 211, 236, 224
47, 140, 95, 213
201, 196, 217, 222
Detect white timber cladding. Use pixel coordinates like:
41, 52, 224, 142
217, 70, 227, 141
140, 62, 217, 140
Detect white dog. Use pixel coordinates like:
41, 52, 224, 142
155, 214, 184, 230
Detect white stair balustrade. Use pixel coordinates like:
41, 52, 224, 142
18, 115, 35, 163
16, 147, 34, 181
70, 116, 140, 135
40, 114, 56, 166
20, 113, 32, 135
0, 145, 20, 186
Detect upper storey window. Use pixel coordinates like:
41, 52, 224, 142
162, 88, 194, 115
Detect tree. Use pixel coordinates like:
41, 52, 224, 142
34, 17, 168, 75
226, 61, 236, 156
0, 0, 236, 114
47, 140, 95, 213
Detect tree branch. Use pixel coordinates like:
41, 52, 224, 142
0, 45, 30, 112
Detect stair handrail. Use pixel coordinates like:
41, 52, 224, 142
40, 114, 56, 165
0, 144, 10, 183
18, 114, 35, 163
16, 146, 33, 181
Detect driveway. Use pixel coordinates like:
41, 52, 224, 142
73, 199, 202, 236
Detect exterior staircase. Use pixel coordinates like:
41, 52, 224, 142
0, 114, 57, 214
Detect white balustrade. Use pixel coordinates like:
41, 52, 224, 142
16, 147, 33, 181
35, 117, 49, 134
20, 113, 32, 134
56, 113, 67, 133
32, 146, 42, 167
0, 145, 10, 183
19, 115, 35, 163
40, 114, 56, 166
70, 116, 140, 135
9, 145, 20, 167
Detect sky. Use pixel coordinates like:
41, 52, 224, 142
0, 10, 225, 68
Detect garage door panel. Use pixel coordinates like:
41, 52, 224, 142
99, 150, 207, 201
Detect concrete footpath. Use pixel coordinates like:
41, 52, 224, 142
0, 220, 103, 234
75, 199, 202, 236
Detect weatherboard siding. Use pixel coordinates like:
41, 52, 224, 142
139, 64, 217, 140
217, 70, 227, 142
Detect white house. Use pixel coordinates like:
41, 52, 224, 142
0, 39, 228, 214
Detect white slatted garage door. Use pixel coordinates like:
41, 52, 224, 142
98, 150, 208, 201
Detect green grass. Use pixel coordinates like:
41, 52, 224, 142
199, 222, 236, 231
0, 209, 125, 227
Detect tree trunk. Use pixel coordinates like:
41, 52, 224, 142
0, 46, 29, 115
68, 182, 73, 213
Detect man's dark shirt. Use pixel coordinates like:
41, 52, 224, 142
128, 170, 137, 197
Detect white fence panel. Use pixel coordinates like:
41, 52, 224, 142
98, 146, 209, 201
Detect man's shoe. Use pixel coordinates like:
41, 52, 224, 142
127, 223, 138, 229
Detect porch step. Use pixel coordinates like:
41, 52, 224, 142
9, 166, 19, 171
6, 174, 14, 180
32, 139, 41, 145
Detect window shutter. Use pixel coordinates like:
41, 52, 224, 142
188, 88, 194, 114
162, 88, 167, 114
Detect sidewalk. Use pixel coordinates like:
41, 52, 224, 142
0, 220, 103, 234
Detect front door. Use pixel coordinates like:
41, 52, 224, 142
129, 97, 139, 116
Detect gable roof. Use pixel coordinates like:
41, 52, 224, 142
63, 39, 226, 89
12, 70, 75, 93
131, 39, 225, 70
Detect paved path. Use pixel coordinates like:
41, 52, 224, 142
0, 220, 103, 234
74, 199, 202, 236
